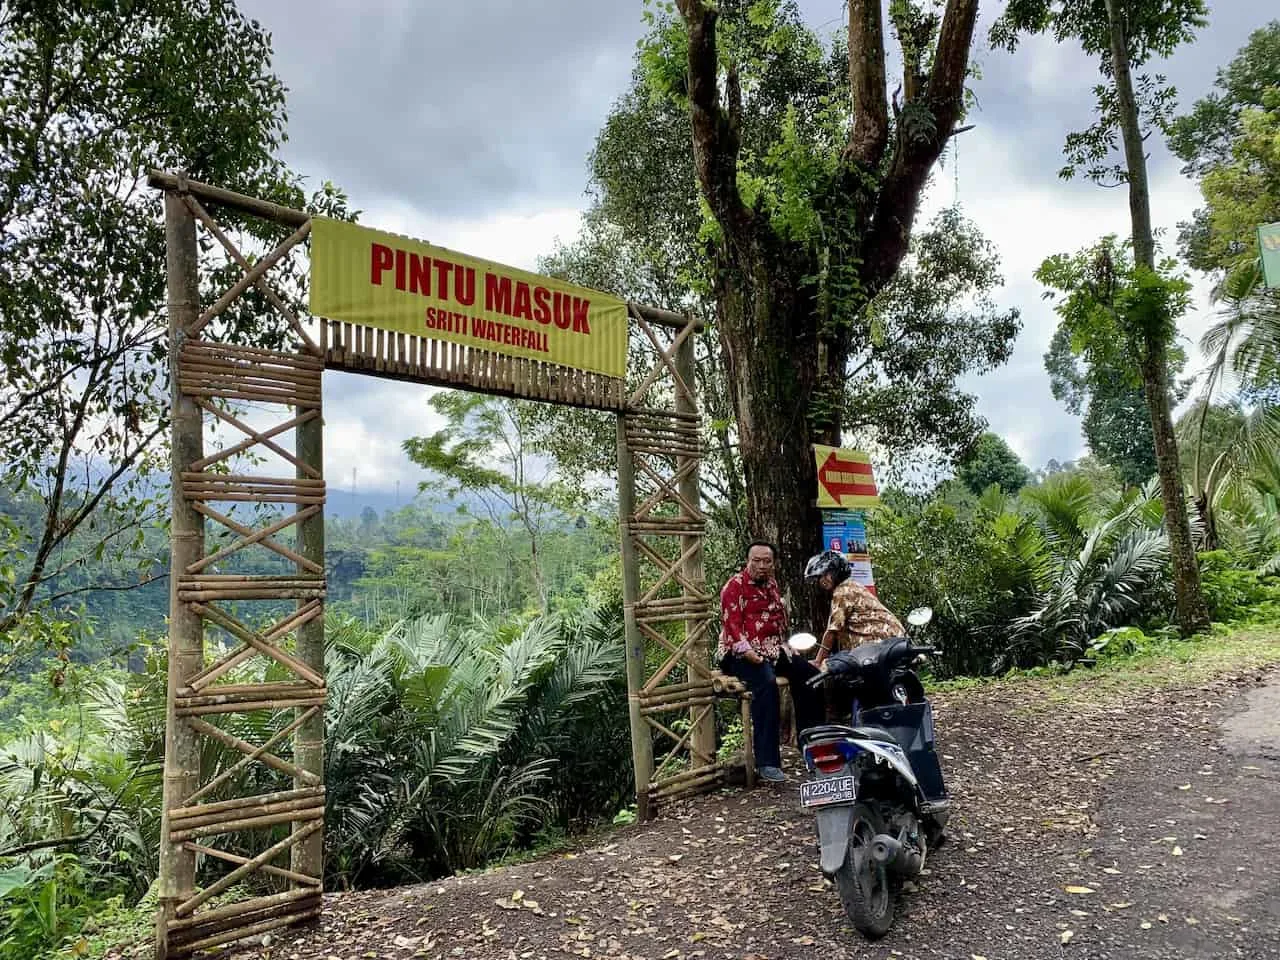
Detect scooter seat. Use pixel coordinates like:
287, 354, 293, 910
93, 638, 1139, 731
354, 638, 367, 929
849, 726, 901, 745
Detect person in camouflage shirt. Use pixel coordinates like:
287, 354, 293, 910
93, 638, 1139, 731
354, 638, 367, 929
803, 550, 905, 667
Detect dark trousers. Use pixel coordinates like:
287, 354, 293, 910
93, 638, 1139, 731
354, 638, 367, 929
724, 650, 825, 768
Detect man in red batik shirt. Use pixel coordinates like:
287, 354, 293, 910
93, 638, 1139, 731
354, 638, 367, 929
719, 541, 824, 782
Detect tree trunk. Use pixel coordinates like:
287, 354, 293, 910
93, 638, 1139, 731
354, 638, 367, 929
1105, 0, 1209, 633
712, 238, 824, 620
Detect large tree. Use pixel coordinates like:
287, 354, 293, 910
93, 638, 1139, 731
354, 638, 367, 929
956, 432, 1031, 496
0, 0, 348, 671
994, 0, 1210, 633
663, 0, 986, 605
1170, 20, 1280, 285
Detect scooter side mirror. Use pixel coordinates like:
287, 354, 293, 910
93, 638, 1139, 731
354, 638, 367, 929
788, 632, 819, 653
906, 606, 933, 628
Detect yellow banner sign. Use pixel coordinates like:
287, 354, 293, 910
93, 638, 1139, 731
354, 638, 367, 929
309, 218, 628, 378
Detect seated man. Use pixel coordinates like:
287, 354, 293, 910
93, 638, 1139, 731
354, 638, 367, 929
803, 550, 905, 666
719, 540, 824, 783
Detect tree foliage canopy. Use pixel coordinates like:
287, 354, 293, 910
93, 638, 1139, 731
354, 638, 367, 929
0, 0, 350, 663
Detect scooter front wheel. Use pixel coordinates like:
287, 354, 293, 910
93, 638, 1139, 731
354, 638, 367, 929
833, 801, 895, 939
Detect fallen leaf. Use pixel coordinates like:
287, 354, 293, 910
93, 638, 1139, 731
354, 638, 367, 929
1141, 921, 1152, 930
1177, 784, 1191, 791
1064, 885, 1095, 895
1171, 846, 1183, 856
512, 889, 524, 902
1102, 867, 1120, 875
1061, 930, 1074, 944
1158, 913, 1169, 923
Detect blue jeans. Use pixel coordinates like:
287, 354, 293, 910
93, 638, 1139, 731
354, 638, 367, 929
724, 651, 823, 768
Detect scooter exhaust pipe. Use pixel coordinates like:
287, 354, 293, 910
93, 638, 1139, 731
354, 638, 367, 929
870, 833, 924, 876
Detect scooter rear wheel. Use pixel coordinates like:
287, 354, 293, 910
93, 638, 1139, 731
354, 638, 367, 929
834, 801, 895, 939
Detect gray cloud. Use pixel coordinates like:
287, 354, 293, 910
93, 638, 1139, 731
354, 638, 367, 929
240, 0, 645, 217
238, 0, 1266, 486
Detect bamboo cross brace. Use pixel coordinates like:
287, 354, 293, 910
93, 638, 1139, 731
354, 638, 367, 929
190, 602, 325, 686
638, 622, 713, 692
628, 311, 694, 408
648, 701, 716, 781
637, 538, 703, 604
639, 618, 713, 692
187, 601, 323, 692
190, 501, 321, 573
190, 406, 321, 477
186, 503, 321, 574
175, 819, 324, 917
632, 545, 701, 604
184, 708, 319, 806
632, 455, 700, 521
190, 219, 312, 337
183, 195, 322, 356
187, 717, 320, 786
194, 399, 318, 478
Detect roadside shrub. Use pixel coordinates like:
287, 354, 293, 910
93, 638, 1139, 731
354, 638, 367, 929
1198, 550, 1280, 623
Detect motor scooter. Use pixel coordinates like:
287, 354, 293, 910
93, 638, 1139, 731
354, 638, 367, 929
789, 607, 950, 938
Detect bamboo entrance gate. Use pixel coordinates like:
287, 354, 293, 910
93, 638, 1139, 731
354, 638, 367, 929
151, 172, 747, 958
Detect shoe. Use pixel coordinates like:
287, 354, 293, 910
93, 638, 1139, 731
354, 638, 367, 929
757, 766, 786, 783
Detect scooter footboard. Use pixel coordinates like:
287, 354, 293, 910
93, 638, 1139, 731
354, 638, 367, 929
816, 804, 855, 875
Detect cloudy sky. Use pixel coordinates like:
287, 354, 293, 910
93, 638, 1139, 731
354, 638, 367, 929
235, 0, 1265, 501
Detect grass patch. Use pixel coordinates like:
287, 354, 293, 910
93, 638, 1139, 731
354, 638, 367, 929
934, 622, 1280, 710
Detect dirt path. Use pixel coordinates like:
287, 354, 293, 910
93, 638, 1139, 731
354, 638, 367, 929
134, 664, 1280, 960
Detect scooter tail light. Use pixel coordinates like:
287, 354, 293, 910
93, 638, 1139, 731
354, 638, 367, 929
803, 741, 853, 774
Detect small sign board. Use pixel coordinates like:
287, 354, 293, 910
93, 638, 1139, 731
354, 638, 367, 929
812, 445, 880, 509
1261, 222, 1280, 290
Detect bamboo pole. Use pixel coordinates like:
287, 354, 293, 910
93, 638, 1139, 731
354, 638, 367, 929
166, 888, 320, 934
168, 795, 325, 833
157, 187, 204, 960
191, 219, 311, 335
169, 803, 324, 843
169, 907, 322, 956
182, 194, 322, 356
741, 693, 756, 789
649, 761, 725, 796
292, 403, 326, 896
187, 604, 323, 687
617, 415, 654, 821
170, 786, 323, 821
189, 502, 322, 572
639, 696, 715, 716
148, 170, 311, 228
182, 339, 324, 368
651, 767, 723, 802
175, 697, 327, 717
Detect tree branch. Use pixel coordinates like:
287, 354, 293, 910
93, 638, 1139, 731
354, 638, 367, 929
0, 758, 147, 859
675, 0, 752, 239
846, 0, 890, 169
860, 0, 980, 294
